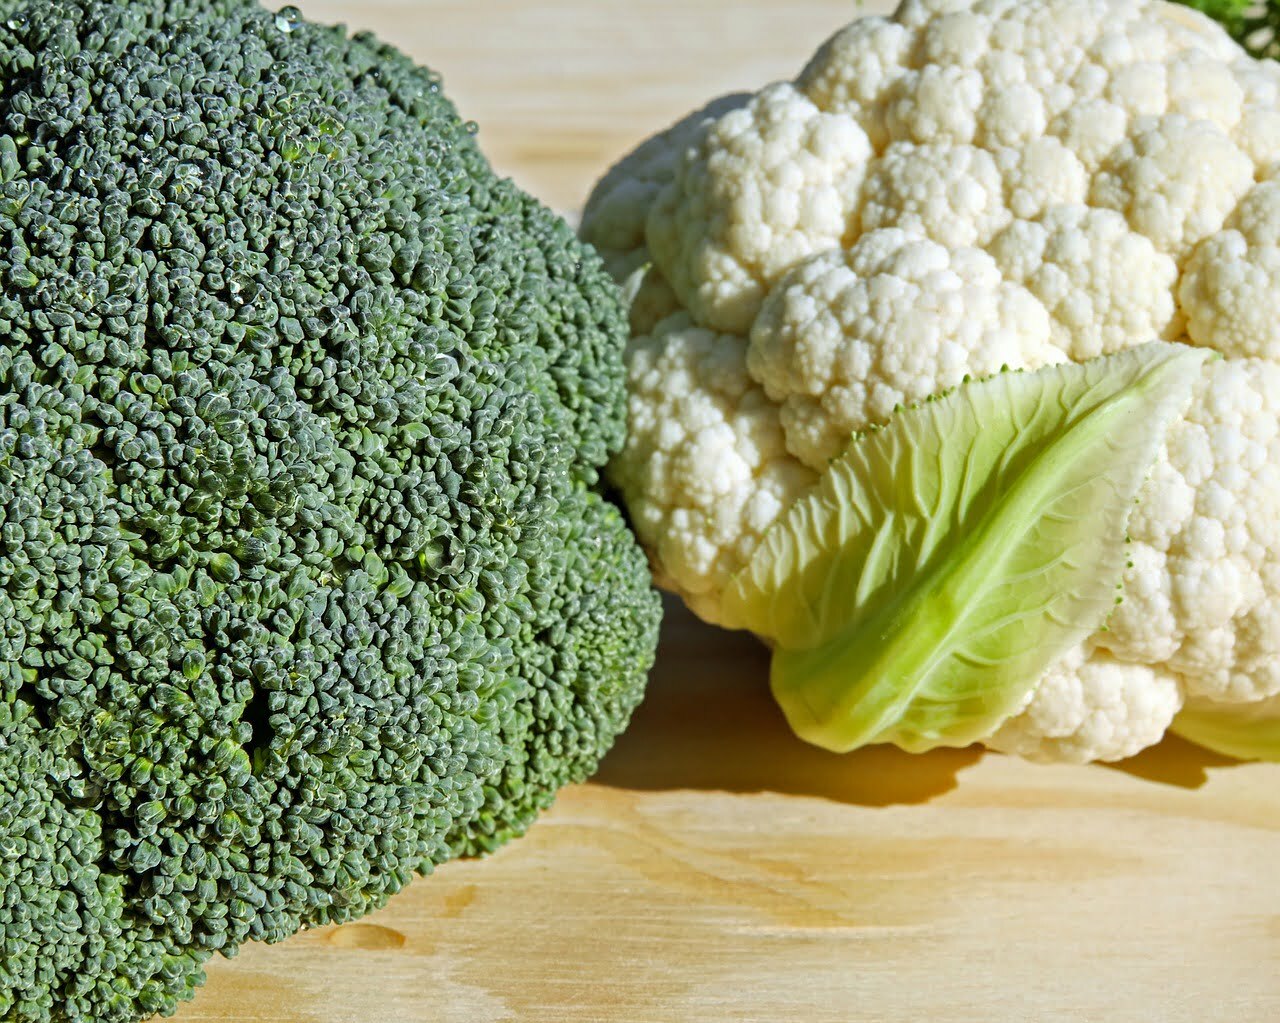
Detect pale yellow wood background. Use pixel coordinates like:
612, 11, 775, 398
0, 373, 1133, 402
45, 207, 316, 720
175, 2, 1280, 1021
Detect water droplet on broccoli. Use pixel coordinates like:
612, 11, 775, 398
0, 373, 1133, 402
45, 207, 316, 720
274, 5, 302, 33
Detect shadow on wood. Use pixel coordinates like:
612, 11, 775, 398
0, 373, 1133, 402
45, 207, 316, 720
1105, 732, 1241, 790
596, 597, 983, 807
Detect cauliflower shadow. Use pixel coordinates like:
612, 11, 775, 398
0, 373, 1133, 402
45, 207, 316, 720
1103, 733, 1243, 789
594, 597, 983, 807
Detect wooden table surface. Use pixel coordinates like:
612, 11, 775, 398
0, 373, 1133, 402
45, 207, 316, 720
177, 3, 1280, 1021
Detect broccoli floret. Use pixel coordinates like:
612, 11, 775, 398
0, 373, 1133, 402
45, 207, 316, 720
455, 488, 662, 856
0, 1, 661, 1020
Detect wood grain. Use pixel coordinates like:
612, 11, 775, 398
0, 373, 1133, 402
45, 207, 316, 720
176, 3, 1280, 1021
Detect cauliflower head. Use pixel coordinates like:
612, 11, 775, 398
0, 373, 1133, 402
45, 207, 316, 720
582, 0, 1280, 763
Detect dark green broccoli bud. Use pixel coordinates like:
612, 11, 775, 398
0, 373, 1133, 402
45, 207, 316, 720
0, 1, 661, 1020
453, 488, 664, 856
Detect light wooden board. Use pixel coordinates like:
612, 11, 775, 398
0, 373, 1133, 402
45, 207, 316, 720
178, 2, 1280, 1021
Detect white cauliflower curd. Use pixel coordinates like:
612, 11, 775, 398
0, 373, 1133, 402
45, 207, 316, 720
582, 0, 1280, 763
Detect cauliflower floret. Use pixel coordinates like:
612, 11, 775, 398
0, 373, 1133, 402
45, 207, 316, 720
582, 93, 751, 265
1088, 114, 1255, 262
883, 64, 986, 145
860, 142, 1011, 247
896, 0, 996, 30
797, 15, 915, 149
1144, 0, 1251, 62
1048, 7, 1248, 166
1230, 58, 1280, 164
581, 93, 750, 335
582, 0, 1280, 763
989, 204, 1182, 359
1048, 98, 1132, 171
611, 315, 816, 626
1102, 49, 1245, 128
748, 229, 1061, 468
988, 644, 1183, 763
993, 138, 1090, 221
647, 83, 872, 335
1164, 49, 1246, 127
1107, 359, 1280, 704
1181, 179, 1280, 360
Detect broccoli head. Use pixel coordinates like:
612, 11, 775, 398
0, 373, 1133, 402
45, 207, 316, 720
0, 1, 661, 1020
